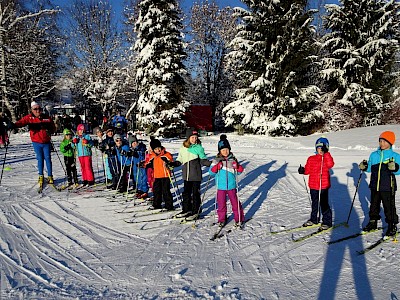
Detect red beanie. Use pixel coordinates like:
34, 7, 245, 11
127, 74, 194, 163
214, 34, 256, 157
379, 131, 395, 145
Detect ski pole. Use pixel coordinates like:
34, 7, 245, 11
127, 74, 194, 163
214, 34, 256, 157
345, 170, 364, 226
167, 169, 181, 209
317, 155, 324, 224
51, 140, 67, 177
390, 159, 398, 242
0, 132, 10, 186
300, 164, 312, 206
171, 169, 183, 206
235, 169, 241, 224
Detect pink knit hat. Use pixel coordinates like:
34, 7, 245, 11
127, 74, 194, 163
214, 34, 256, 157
77, 124, 85, 131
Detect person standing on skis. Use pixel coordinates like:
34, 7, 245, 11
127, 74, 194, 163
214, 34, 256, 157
13, 101, 56, 187
168, 130, 211, 220
209, 134, 245, 228
359, 131, 400, 237
298, 137, 334, 231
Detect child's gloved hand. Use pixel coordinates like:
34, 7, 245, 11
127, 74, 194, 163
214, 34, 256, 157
232, 161, 239, 170
211, 161, 223, 173
359, 160, 368, 171
321, 145, 329, 153
298, 165, 305, 174
64, 143, 72, 151
72, 137, 79, 144
82, 138, 88, 145
388, 159, 398, 172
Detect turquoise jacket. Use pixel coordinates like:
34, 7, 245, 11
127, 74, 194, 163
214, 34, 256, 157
366, 147, 400, 192
209, 153, 242, 191
72, 133, 93, 157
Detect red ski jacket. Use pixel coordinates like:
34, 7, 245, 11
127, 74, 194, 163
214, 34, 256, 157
304, 152, 334, 190
15, 113, 55, 144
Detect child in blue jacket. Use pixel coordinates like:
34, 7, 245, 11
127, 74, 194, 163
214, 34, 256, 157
128, 134, 149, 198
209, 135, 245, 227
359, 131, 400, 236
114, 134, 132, 193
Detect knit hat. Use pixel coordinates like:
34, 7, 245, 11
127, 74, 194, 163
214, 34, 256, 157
379, 131, 395, 145
63, 128, 72, 135
218, 134, 231, 151
128, 135, 138, 145
113, 134, 122, 142
77, 124, 85, 131
150, 138, 162, 150
186, 129, 199, 138
93, 127, 102, 134
31, 101, 40, 108
315, 137, 329, 151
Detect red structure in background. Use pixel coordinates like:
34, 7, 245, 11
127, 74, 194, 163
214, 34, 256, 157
185, 104, 213, 131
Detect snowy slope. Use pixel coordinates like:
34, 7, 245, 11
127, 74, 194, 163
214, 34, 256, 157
0, 125, 399, 299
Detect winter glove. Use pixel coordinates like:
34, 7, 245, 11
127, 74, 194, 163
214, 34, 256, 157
388, 159, 399, 172
82, 138, 88, 145
298, 165, 305, 174
359, 160, 368, 171
64, 143, 72, 151
232, 161, 239, 170
211, 161, 223, 173
138, 161, 145, 168
72, 137, 79, 144
120, 149, 130, 156
321, 145, 329, 153
160, 157, 170, 164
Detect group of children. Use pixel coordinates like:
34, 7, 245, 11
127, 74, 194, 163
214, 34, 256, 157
59, 125, 150, 199
299, 131, 400, 237
58, 124, 400, 236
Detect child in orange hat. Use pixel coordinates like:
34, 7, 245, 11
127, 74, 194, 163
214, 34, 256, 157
359, 131, 400, 237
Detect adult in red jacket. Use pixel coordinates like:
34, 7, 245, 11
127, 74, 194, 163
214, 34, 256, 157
14, 101, 56, 186
298, 137, 334, 230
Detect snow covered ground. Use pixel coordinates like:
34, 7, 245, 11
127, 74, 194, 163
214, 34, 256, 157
0, 125, 400, 299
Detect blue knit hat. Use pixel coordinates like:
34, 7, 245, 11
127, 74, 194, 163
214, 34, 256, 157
218, 134, 231, 151
315, 137, 329, 151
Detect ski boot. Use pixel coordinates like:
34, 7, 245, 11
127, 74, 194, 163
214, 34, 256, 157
38, 175, 44, 193
362, 220, 377, 232
385, 224, 398, 237
47, 176, 54, 184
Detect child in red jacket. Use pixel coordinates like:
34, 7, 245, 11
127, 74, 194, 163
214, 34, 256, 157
298, 137, 334, 231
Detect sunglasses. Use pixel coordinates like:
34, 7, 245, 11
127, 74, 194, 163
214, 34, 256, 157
32, 108, 41, 111
115, 139, 122, 142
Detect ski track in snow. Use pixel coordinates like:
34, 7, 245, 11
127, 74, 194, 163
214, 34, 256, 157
0, 127, 399, 299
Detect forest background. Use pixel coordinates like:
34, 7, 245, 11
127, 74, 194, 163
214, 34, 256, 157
0, 0, 399, 137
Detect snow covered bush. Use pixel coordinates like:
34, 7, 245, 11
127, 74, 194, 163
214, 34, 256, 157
224, 0, 322, 136
134, 0, 188, 137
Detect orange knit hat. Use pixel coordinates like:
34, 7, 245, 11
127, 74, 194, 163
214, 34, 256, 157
379, 131, 396, 145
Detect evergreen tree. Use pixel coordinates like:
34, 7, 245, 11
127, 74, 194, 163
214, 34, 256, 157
320, 0, 400, 128
134, 0, 187, 136
224, 0, 321, 136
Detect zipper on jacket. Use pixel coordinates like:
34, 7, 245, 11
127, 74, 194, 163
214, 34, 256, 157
377, 150, 383, 191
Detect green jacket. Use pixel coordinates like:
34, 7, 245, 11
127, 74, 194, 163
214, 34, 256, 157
60, 139, 75, 157
177, 143, 211, 181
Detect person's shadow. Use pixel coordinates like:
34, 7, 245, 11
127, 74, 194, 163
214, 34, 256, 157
240, 160, 287, 220
318, 171, 373, 299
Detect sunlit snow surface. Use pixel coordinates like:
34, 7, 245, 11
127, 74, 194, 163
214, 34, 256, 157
0, 125, 399, 299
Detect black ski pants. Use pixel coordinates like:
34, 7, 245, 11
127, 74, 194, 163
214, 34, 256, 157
310, 189, 332, 226
182, 180, 201, 214
64, 156, 78, 184
369, 190, 398, 225
153, 178, 174, 210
